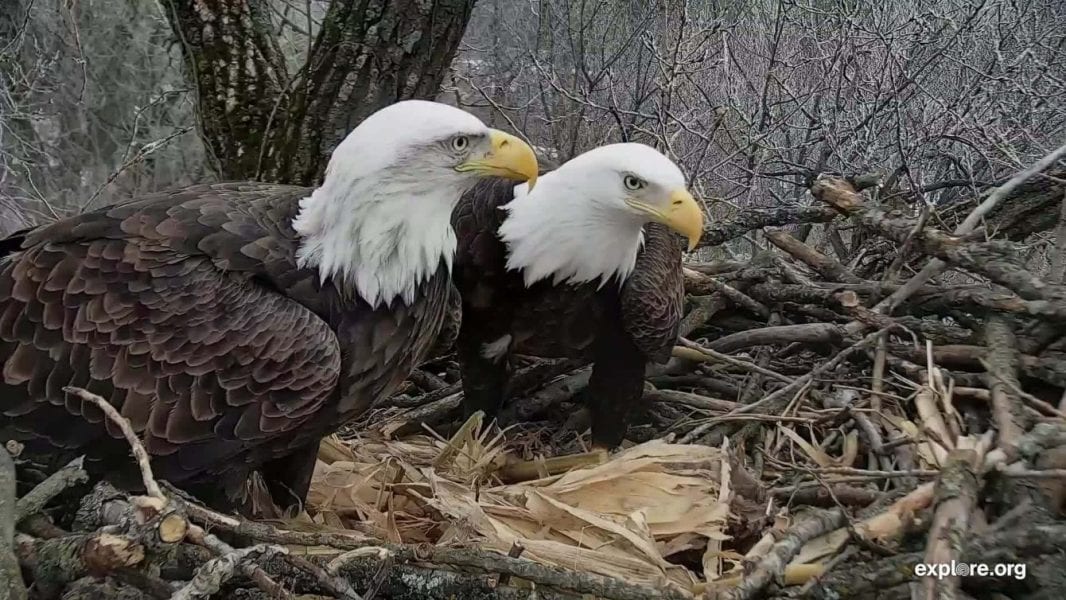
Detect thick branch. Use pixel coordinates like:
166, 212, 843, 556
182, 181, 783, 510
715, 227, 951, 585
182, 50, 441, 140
720, 508, 846, 600
699, 206, 839, 248
764, 228, 862, 283
922, 449, 981, 600
986, 170, 1066, 240
984, 317, 1026, 458
0, 448, 28, 600
811, 177, 1066, 308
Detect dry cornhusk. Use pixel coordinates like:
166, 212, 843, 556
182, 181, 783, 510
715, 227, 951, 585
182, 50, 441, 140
304, 418, 732, 595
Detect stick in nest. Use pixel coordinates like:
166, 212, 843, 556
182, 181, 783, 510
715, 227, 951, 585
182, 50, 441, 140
979, 357, 1066, 419
62, 388, 298, 598
164, 487, 373, 599
679, 328, 891, 444
15, 456, 88, 523
63, 386, 164, 501
185, 524, 294, 599
0, 445, 28, 600
675, 338, 793, 383
172, 543, 286, 600
717, 508, 846, 600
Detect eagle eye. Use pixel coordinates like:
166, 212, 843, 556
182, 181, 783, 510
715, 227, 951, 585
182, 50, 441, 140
623, 175, 645, 190
451, 135, 470, 152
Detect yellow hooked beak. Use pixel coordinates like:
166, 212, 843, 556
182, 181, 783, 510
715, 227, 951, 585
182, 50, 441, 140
629, 188, 704, 251
456, 129, 539, 189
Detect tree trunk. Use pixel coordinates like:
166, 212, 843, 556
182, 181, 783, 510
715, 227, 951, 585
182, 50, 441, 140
163, 0, 478, 185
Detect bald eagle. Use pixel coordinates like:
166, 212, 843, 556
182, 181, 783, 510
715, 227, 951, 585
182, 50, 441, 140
0, 100, 537, 510
451, 143, 702, 449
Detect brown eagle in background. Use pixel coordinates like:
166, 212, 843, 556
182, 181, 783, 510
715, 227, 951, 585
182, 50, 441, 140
0, 100, 538, 511
451, 143, 703, 449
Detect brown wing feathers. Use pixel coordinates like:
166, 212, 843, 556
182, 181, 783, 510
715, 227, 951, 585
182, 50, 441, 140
0, 184, 343, 490
620, 222, 685, 363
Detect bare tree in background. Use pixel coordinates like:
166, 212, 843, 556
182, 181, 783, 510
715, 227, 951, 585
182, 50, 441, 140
0, 0, 477, 220
2, 0, 1063, 260
1, 1, 206, 216
163, 0, 478, 184
454, 0, 1066, 270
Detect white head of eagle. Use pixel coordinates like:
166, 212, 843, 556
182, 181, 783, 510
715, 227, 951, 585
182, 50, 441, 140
292, 100, 538, 308
497, 143, 703, 288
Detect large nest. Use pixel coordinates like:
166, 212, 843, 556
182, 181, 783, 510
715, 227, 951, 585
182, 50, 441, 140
5, 172, 1066, 600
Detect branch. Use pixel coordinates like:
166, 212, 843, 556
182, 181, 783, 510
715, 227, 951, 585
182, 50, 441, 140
699, 206, 839, 248
811, 177, 1066, 309
921, 449, 982, 600
984, 317, 1026, 459
15, 456, 88, 522
63, 387, 163, 501
172, 544, 287, 600
0, 447, 27, 600
764, 228, 863, 283
719, 508, 846, 600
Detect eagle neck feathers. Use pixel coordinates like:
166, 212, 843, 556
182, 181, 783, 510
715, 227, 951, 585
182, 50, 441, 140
497, 175, 645, 289
291, 176, 458, 309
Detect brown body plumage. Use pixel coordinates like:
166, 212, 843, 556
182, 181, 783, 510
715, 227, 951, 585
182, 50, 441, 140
0, 182, 451, 507
451, 177, 685, 447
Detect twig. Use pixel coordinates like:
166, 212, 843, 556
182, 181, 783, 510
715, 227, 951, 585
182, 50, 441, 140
326, 546, 394, 576
699, 205, 839, 248
172, 544, 286, 600
330, 548, 393, 600
15, 456, 89, 522
171, 486, 689, 600
772, 483, 882, 508
497, 541, 526, 586
764, 228, 863, 283
978, 358, 1066, 419
705, 323, 844, 354
502, 366, 593, 421
702, 278, 771, 318
63, 390, 294, 597
812, 172, 1066, 320
185, 524, 293, 599
796, 466, 938, 479
719, 508, 846, 600
165, 486, 372, 547
679, 328, 889, 444
675, 339, 793, 383
63, 386, 164, 501
996, 466, 1066, 479
78, 127, 194, 212
678, 292, 728, 337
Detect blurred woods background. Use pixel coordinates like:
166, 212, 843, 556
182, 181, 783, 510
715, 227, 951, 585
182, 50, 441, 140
2, 0, 1065, 266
